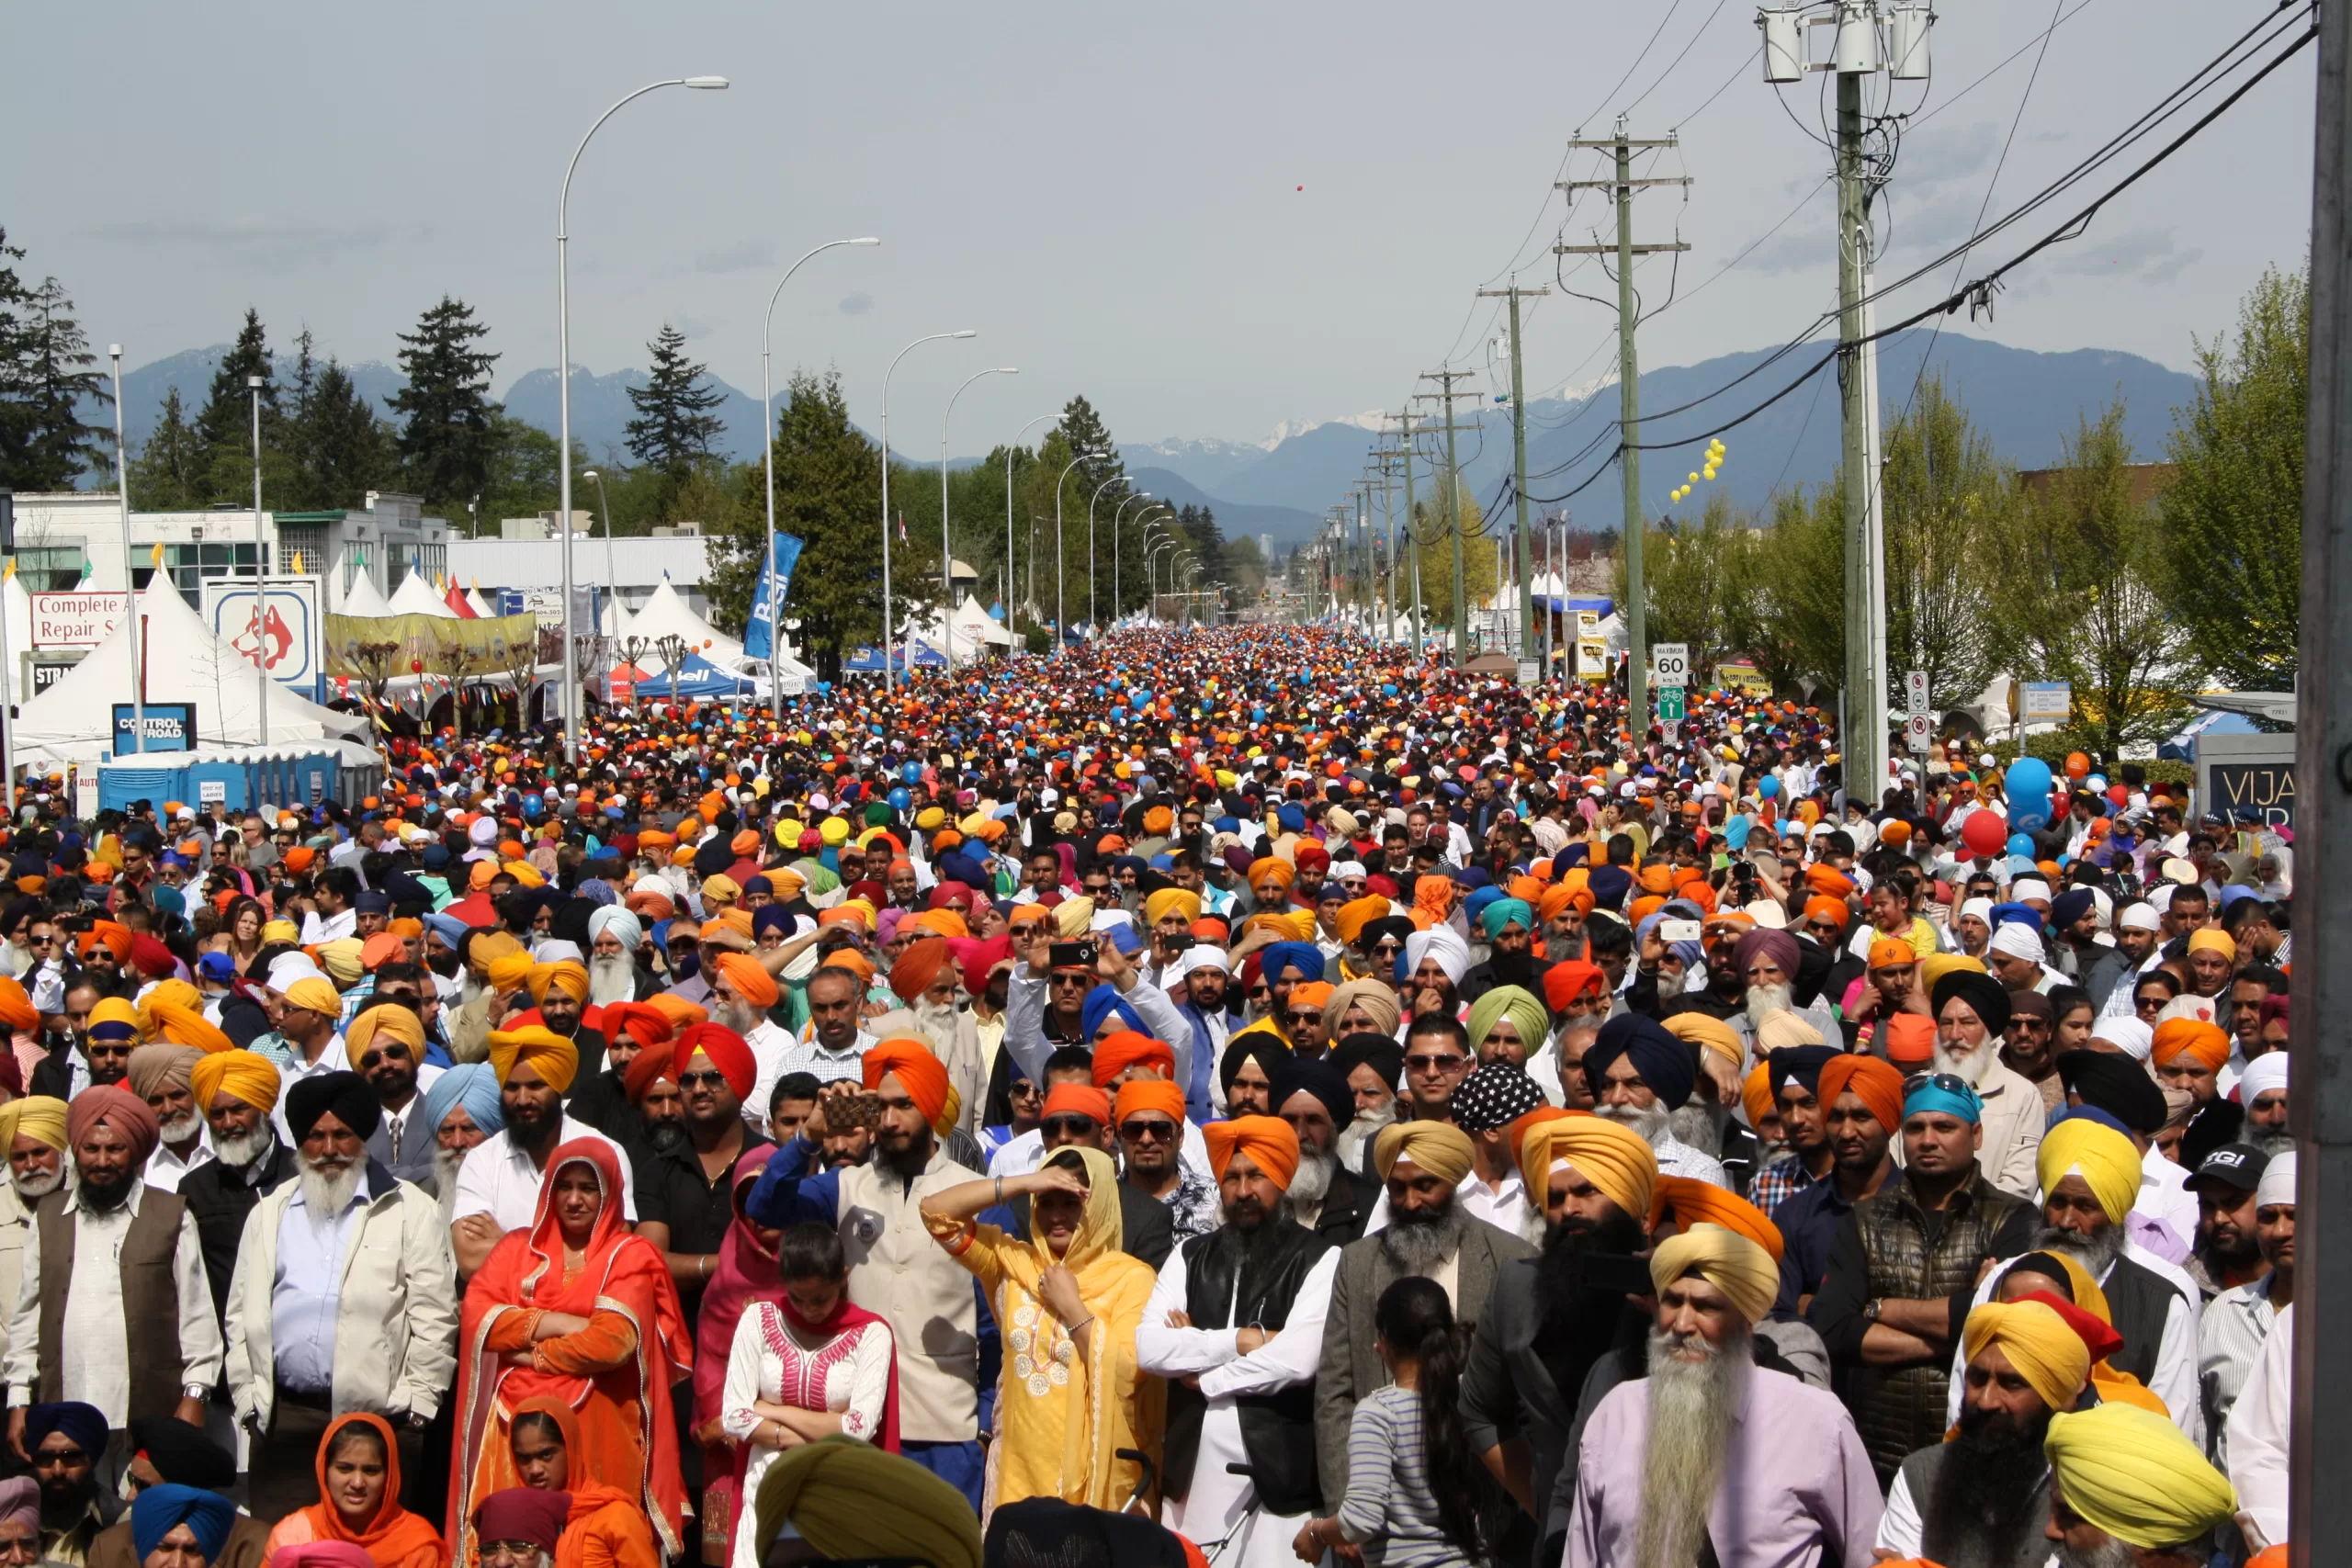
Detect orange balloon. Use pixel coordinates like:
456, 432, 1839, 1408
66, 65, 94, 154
2065, 751, 2090, 780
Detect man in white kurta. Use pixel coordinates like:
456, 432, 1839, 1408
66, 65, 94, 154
1136, 1122, 1338, 1568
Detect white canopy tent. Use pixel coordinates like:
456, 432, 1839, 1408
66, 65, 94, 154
617, 578, 743, 666
336, 570, 394, 619
387, 572, 456, 618
464, 586, 494, 617
949, 593, 1016, 649
15, 576, 370, 765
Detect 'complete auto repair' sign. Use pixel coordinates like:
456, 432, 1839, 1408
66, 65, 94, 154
29, 592, 130, 648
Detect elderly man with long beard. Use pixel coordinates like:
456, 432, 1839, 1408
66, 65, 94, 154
1582, 1014, 1728, 1187
177, 1055, 293, 1319
1568, 1214, 1882, 1567
1266, 1060, 1375, 1243
1137, 1117, 1336, 1568
584, 905, 645, 1008
1876, 1297, 2091, 1566
418, 1063, 503, 1234
868, 936, 986, 1138
1462, 1115, 1657, 1555
1311, 1122, 1533, 1507
1929, 967, 2046, 1199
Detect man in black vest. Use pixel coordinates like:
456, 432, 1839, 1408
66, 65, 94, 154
1137, 1117, 1333, 1568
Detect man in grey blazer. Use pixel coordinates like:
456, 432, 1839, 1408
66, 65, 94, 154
1313, 1122, 1535, 1504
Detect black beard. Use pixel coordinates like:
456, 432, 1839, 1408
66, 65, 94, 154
76, 1169, 132, 1210
1533, 1213, 1647, 1404
1922, 1402, 2055, 1560
1488, 948, 1535, 983
876, 1127, 934, 1180
2200, 1229, 2261, 1275
1378, 1199, 1464, 1273
643, 1120, 688, 1157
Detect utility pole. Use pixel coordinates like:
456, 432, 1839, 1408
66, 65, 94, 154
1558, 120, 1688, 734
1366, 447, 1403, 644
1414, 371, 1480, 666
1386, 412, 1430, 659
1476, 283, 1551, 677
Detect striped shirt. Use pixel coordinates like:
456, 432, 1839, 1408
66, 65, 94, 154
1338, 1384, 1474, 1568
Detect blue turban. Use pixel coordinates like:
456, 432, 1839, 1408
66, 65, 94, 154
1477, 897, 1535, 940
1588, 864, 1633, 912
1988, 901, 2043, 929
1276, 804, 1306, 833
131, 1485, 236, 1566
1080, 985, 1145, 1039
1462, 886, 1503, 927
2048, 887, 2097, 930
1904, 1076, 1984, 1124
24, 1402, 106, 1463
422, 1062, 506, 1139
2047, 1102, 2135, 1139
1458, 867, 1494, 892
1261, 941, 1326, 986
1582, 1013, 1698, 1111
576, 877, 618, 908
424, 911, 474, 952
1555, 842, 1590, 868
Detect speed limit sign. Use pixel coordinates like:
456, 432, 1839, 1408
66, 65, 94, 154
1652, 643, 1690, 688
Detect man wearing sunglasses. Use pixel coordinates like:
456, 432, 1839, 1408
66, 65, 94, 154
1113, 1079, 1215, 1242
993, 1082, 1175, 1271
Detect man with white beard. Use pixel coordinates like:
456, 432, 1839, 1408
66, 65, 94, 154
1569, 1219, 1882, 1566
0, 1099, 66, 1361
178, 1055, 293, 1323
1928, 969, 2045, 1199
1582, 1014, 1730, 1188
418, 1064, 503, 1232
584, 905, 644, 1008
867, 936, 986, 1137
1327, 1035, 1402, 1175
125, 1045, 211, 1193
1268, 1060, 1374, 1242
223, 1071, 456, 1518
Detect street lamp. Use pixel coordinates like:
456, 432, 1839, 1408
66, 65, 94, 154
1108, 494, 1156, 623
556, 73, 728, 763
1083, 474, 1125, 634
879, 330, 978, 691
104, 344, 134, 769
582, 468, 618, 638
1051, 450, 1107, 657
941, 366, 1018, 674
762, 237, 879, 709
1004, 412, 1057, 636
249, 374, 268, 744
1146, 537, 1176, 621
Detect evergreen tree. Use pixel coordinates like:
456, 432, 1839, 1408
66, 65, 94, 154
130, 389, 209, 510
625, 325, 726, 503
300, 360, 390, 510
0, 271, 112, 490
1051, 394, 1125, 512
194, 308, 277, 472
390, 296, 501, 512
475, 413, 571, 529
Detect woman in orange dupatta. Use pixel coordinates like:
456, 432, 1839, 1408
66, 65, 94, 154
447, 1139, 691, 1564
262, 1413, 444, 1568
506, 1395, 662, 1568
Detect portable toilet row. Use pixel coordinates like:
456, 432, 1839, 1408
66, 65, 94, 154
97, 742, 386, 816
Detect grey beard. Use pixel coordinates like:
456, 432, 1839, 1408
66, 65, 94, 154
1744, 984, 1794, 1032
912, 1000, 960, 1054
1335, 1103, 1396, 1168
587, 954, 636, 1007
1287, 1148, 1335, 1206
1544, 934, 1582, 964
2034, 1222, 2126, 1275
1636, 1325, 1751, 1568
297, 1155, 362, 1215
213, 1125, 276, 1169
1933, 1037, 1998, 1089
2255, 1130, 2297, 1160
1377, 1201, 1464, 1275
2054, 1539, 2143, 1568
1668, 1101, 1724, 1158
10, 1166, 61, 1201
158, 1111, 203, 1146
1597, 1100, 1672, 1148
644, 1120, 689, 1157
712, 996, 764, 1035
434, 1147, 467, 1224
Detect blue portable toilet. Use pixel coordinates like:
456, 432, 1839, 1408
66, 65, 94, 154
98, 743, 385, 815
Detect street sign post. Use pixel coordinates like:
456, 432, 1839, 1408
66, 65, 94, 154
1658, 689, 1686, 723
1652, 642, 1690, 688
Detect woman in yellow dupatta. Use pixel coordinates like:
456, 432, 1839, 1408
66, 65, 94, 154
921, 1145, 1162, 1516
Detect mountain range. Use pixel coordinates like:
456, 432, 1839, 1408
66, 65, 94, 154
99, 331, 2202, 551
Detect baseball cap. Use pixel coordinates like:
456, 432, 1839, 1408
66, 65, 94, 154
2188, 1143, 2268, 1193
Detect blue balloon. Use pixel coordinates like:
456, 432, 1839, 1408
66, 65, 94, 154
888, 788, 911, 811
2007, 833, 2034, 858
2005, 756, 2054, 832
901, 761, 922, 784
1758, 777, 1781, 798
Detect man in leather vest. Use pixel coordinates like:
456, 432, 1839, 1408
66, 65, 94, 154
1138, 1117, 1334, 1568
0, 1088, 220, 1459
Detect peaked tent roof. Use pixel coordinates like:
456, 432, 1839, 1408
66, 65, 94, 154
387, 571, 457, 619
17, 575, 370, 765
336, 570, 394, 619
619, 578, 742, 665
0, 567, 30, 677
464, 587, 494, 617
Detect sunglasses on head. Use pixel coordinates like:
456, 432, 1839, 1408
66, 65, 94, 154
1903, 1071, 1975, 1097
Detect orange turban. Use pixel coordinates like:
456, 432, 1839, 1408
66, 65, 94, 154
526, 960, 590, 1005
890, 938, 952, 1004
1289, 980, 1334, 1010
1883, 1013, 1937, 1066
1113, 1078, 1188, 1126
644, 993, 709, 1032
821, 951, 877, 984
1817, 1053, 1905, 1133
1203, 1115, 1301, 1190
713, 952, 781, 1010
1741, 1061, 1775, 1129
864, 1038, 952, 1134
0, 976, 33, 1036
1803, 895, 1849, 931
1536, 883, 1593, 923
623, 1043, 677, 1103
360, 933, 407, 973
78, 921, 132, 963
2152, 1019, 2231, 1073
1649, 1175, 1786, 1263
1805, 865, 1855, 898
1091, 1032, 1175, 1086
1041, 1083, 1111, 1124
1335, 897, 1390, 947
600, 1001, 674, 1051
1868, 937, 1917, 970
1249, 857, 1296, 891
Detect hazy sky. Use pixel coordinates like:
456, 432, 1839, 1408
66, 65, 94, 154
4, 0, 2318, 455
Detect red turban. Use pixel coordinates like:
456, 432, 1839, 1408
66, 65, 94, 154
1112, 1079, 1187, 1126
889, 938, 952, 1005
1817, 1053, 1905, 1134
1091, 1032, 1176, 1087
864, 1038, 951, 1132
599, 1001, 674, 1053
712, 952, 781, 1010
1293, 842, 1331, 873
623, 1043, 676, 1103
128, 933, 177, 979
1203, 1115, 1301, 1190
673, 1022, 756, 1101
1543, 961, 1605, 1014
1041, 1083, 1111, 1124
64, 1085, 160, 1166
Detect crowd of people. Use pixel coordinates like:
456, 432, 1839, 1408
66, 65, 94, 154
0, 623, 2302, 1568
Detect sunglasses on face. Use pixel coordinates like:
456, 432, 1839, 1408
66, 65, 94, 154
1041, 1115, 1099, 1139
677, 1070, 729, 1090
1406, 1053, 1465, 1073
1118, 1119, 1177, 1143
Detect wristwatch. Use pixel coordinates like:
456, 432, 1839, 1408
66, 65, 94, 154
1861, 1298, 1883, 1325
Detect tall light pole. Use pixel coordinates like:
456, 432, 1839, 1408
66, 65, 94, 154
940, 366, 1018, 673
248, 375, 269, 744
1005, 412, 1057, 636
556, 74, 727, 763
1083, 474, 1124, 635
762, 237, 879, 707
1108, 493, 1155, 623
879, 330, 977, 691
107, 347, 141, 757
1050, 450, 1104, 657
582, 468, 616, 635
1147, 538, 1175, 619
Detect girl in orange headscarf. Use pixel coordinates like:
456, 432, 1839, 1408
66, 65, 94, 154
504, 1394, 662, 1568
447, 1140, 691, 1564
263, 1413, 443, 1568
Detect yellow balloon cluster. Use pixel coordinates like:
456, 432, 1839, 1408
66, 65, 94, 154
1668, 438, 1730, 505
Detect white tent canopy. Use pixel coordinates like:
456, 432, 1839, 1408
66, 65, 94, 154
0, 568, 31, 682
336, 570, 394, 619
616, 578, 742, 666
15, 576, 370, 765
948, 593, 1016, 649
464, 586, 493, 617
387, 572, 456, 618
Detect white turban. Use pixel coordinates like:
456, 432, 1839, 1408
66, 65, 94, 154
2012, 878, 2053, 904
1958, 897, 1995, 928
2241, 1052, 2290, 1103
2088, 1017, 2154, 1061
587, 906, 644, 953
2256, 1150, 2297, 1211
1404, 925, 1471, 986
267, 952, 327, 994
469, 817, 500, 847
531, 938, 584, 964
1989, 922, 2047, 964
1166, 947, 1229, 989
2117, 902, 2162, 932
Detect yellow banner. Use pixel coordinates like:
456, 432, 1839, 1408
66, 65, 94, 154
323, 612, 543, 678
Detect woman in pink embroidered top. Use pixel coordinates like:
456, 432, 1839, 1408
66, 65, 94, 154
718, 1221, 898, 1568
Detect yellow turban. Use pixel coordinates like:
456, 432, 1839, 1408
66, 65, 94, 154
1053, 897, 1095, 938
2043, 1403, 2237, 1550
1649, 1222, 1779, 1325
1142, 888, 1202, 929
1372, 1122, 1475, 1188
752, 1436, 980, 1568
1518, 1114, 1657, 1220
487, 1026, 580, 1093
0, 1096, 68, 1154
1663, 1011, 1744, 1068
190, 1052, 281, 1115
261, 919, 300, 946
501, 858, 547, 888
140, 982, 234, 1055
315, 939, 365, 986
2185, 928, 2237, 964
1335, 896, 1391, 947
1962, 1300, 2092, 1414
281, 976, 343, 1019
701, 873, 741, 903
346, 1004, 426, 1061
1919, 952, 1987, 996
486, 951, 537, 994
526, 960, 590, 1005
2038, 1117, 2142, 1225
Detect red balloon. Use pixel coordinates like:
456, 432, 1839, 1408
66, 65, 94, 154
1961, 809, 2008, 858
2108, 784, 2129, 807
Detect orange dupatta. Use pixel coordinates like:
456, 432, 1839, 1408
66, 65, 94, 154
267, 1412, 444, 1568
